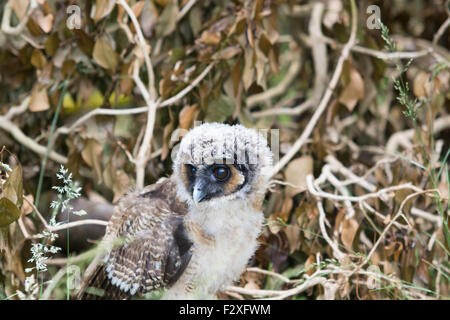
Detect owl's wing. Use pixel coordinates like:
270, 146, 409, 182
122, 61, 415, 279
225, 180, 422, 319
77, 178, 192, 300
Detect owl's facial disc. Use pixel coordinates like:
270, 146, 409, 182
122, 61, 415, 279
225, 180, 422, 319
182, 162, 247, 204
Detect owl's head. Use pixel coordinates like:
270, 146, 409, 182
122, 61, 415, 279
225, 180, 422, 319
173, 123, 273, 207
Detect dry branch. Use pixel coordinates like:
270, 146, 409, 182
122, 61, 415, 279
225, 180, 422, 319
1, 0, 37, 36
0, 115, 68, 164
386, 115, 450, 152
269, 0, 358, 177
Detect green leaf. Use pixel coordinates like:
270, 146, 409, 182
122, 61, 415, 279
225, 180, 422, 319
155, 2, 179, 38
0, 198, 21, 228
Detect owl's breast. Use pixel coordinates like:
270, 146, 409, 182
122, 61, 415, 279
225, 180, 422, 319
163, 200, 264, 299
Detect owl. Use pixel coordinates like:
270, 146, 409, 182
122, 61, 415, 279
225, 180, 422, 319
77, 123, 273, 299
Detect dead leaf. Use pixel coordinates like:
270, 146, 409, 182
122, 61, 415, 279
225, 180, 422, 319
21, 195, 34, 215
341, 217, 359, 250
154, 0, 171, 6
103, 160, 131, 203
305, 255, 316, 276
75, 29, 94, 57
284, 156, 313, 197
200, 30, 221, 45
214, 46, 241, 60
31, 49, 46, 69
413, 71, 431, 98
339, 65, 364, 111
285, 224, 301, 254
268, 213, 284, 234
161, 117, 175, 161
242, 47, 254, 90
258, 32, 272, 56
112, 170, 131, 203
131, 1, 145, 18
45, 33, 60, 56
255, 48, 267, 85
81, 139, 103, 183
93, 0, 115, 23
232, 54, 242, 97
35, 11, 53, 33
29, 85, 50, 112
179, 104, 198, 130
93, 37, 119, 71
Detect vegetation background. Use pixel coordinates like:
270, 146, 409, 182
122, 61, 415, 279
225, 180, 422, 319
0, 0, 449, 300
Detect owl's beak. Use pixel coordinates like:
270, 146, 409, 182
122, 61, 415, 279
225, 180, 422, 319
193, 183, 207, 204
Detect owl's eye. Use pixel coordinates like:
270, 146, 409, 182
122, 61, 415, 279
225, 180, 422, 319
212, 165, 230, 182
186, 164, 196, 177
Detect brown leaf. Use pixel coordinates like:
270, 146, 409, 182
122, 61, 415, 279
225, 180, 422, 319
214, 46, 241, 60
268, 213, 284, 234
341, 218, 359, 250
258, 32, 272, 56
93, 0, 115, 23
131, 1, 145, 18
44, 33, 60, 56
75, 29, 94, 57
231, 54, 242, 97
305, 255, 316, 276
242, 48, 254, 90
93, 37, 119, 71
119, 63, 134, 95
255, 48, 267, 85
112, 170, 131, 203
413, 71, 430, 98
35, 11, 53, 33
81, 139, 103, 183
246, 23, 255, 48
284, 156, 313, 197
29, 85, 50, 112
161, 118, 175, 161
154, 0, 171, 6
285, 224, 301, 254
178, 104, 198, 130
199, 30, 221, 45
103, 160, 131, 203
31, 49, 46, 69
339, 65, 364, 111
27, 15, 42, 36
21, 195, 34, 215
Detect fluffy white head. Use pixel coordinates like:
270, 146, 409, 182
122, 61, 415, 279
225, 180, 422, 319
172, 123, 273, 206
